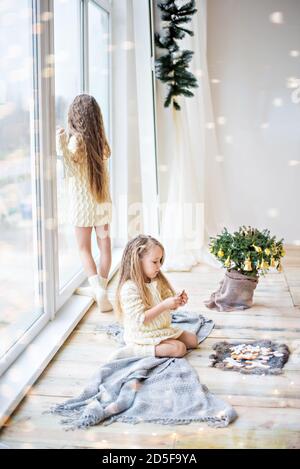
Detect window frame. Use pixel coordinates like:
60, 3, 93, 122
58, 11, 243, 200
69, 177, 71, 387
0, 0, 114, 374
54, 0, 113, 311
132, 0, 159, 236
0, 0, 55, 375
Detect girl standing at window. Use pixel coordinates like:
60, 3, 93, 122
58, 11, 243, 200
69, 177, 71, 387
56, 94, 112, 312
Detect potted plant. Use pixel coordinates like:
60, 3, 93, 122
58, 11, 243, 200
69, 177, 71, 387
204, 226, 285, 312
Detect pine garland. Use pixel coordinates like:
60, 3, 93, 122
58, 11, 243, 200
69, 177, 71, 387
209, 226, 285, 278
155, 0, 198, 110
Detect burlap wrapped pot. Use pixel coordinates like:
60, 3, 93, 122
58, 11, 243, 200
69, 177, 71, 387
204, 269, 258, 312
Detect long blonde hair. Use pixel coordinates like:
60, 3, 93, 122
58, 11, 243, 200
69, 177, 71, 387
115, 235, 175, 322
68, 94, 111, 203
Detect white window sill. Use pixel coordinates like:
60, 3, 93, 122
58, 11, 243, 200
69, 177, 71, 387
0, 248, 122, 428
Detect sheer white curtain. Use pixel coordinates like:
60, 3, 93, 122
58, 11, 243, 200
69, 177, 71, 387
111, 0, 144, 245
155, 0, 229, 271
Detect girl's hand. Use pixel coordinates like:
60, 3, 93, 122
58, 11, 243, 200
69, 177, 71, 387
162, 296, 182, 311
179, 289, 188, 306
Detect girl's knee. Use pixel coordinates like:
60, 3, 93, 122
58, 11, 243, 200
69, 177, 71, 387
96, 224, 111, 242
189, 334, 198, 349
174, 341, 187, 357
78, 244, 92, 253
180, 332, 198, 350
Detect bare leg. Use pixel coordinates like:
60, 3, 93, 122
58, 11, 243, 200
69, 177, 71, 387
95, 224, 111, 279
155, 339, 187, 358
74, 226, 96, 277
177, 330, 198, 350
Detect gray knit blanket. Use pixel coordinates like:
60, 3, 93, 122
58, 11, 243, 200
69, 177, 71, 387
98, 311, 215, 348
50, 312, 237, 429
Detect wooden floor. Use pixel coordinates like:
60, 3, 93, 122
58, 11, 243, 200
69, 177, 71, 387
1, 247, 300, 449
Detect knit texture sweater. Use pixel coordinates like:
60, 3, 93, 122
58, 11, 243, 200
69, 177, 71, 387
56, 129, 112, 227
120, 279, 183, 347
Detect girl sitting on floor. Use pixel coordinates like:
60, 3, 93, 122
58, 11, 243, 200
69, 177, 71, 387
115, 235, 198, 358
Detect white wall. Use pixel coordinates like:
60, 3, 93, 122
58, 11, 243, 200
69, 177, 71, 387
207, 0, 300, 243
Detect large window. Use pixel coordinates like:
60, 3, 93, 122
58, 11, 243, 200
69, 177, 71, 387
54, 0, 82, 290
0, 0, 112, 370
0, 1, 44, 359
54, 0, 111, 294
89, 0, 110, 133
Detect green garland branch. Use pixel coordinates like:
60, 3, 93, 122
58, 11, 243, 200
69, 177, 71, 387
155, 0, 198, 110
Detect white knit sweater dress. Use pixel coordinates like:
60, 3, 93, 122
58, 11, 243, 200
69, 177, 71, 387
56, 129, 112, 227
119, 279, 183, 357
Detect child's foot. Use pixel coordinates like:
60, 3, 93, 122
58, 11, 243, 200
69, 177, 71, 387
88, 274, 113, 312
